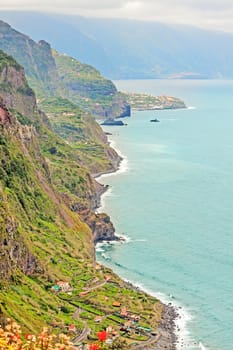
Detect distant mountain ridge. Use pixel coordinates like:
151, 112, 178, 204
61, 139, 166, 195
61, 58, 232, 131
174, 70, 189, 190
1, 11, 233, 79
0, 19, 130, 118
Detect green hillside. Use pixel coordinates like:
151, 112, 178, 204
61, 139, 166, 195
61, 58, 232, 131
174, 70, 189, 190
0, 50, 165, 348
0, 20, 130, 119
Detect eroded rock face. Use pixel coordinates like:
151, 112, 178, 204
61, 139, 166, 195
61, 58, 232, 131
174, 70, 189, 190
74, 207, 118, 243
0, 65, 37, 117
0, 65, 25, 89
0, 215, 43, 280
0, 102, 12, 125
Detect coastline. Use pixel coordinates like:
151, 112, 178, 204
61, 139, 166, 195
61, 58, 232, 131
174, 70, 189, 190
94, 133, 180, 349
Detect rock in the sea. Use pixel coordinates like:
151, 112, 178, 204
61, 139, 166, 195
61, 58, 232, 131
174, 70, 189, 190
101, 118, 125, 126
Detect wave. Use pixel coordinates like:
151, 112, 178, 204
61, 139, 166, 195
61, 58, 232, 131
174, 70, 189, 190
101, 253, 111, 261
96, 137, 129, 181
95, 136, 129, 213
121, 280, 201, 350
97, 247, 205, 350
188, 106, 196, 110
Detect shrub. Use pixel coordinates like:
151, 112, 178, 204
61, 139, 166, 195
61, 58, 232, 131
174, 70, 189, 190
0, 318, 74, 349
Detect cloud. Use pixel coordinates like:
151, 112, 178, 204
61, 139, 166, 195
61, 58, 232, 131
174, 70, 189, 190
1, 0, 233, 32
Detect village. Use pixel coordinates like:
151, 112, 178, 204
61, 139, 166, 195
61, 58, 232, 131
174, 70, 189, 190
49, 263, 162, 349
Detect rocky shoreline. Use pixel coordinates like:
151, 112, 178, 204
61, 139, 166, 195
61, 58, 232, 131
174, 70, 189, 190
156, 304, 178, 350
93, 138, 179, 349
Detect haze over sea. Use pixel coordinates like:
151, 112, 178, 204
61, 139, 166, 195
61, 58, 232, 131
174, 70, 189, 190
96, 80, 233, 350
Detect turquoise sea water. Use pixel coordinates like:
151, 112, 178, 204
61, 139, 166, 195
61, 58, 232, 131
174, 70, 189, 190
96, 80, 233, 350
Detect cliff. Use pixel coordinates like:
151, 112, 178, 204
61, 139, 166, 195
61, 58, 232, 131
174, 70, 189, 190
0, 20, 130, 119
0, 50, 165, 348
0, 20, 59, 96
52, 50, 130, 118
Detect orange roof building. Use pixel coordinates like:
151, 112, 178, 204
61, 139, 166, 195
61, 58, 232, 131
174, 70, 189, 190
112, 301, 121, 307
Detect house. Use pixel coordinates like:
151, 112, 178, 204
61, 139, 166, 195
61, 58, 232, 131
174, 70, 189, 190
95, 263, 101, 271
56, 281, 71, 292
68, 324, 76, 333
124, 321, 132, 329
94, 316, 103, 323
106, 326, 118, 338
120, 306, 128, 317
112, 301, 121, 307
106, 326, 113, 333
130, 314, 140, 322
104, 275, 112, 281
51, 285, 60, 292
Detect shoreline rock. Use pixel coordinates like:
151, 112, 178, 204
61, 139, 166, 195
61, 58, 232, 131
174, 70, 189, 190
155, 304, 178, 350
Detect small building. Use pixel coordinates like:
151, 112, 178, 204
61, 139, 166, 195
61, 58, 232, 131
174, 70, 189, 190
120, 306, 128, 317
68, 324, 76, 333
130, 314, 140, 322
124, 321, 132, 329
94, 316, 103, 323
56, 281, 71, 292
104, 275, 112, 281
106, 326, 118, 338
106, 326, 113, 333
51, 285, 60, 293
112, 301, 121, 307
95, 263, 101, 271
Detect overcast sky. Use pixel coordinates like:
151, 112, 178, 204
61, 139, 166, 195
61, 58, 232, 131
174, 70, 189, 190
1, 0, 233, 33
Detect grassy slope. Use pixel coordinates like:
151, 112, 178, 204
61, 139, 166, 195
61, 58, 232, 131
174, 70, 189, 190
52, 50, 129, 118
0, 51, 162, 345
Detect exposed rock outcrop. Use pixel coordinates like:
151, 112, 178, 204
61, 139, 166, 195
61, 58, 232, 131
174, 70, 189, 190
77, 208, 118, 243
0, 101, 13, 125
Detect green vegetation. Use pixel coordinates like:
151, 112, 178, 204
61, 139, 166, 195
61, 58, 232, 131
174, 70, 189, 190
0, 21, 129, 119
0, 34, 163, 348
52, 50, 129, 118
0, 50, 21, 71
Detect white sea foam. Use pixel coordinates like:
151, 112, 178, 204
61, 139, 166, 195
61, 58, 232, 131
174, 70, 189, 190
108, 277, 202, 350
198, 342, 208, 350
132, 238, 147, 242
96, 137, 129, 181
95, 136, 129, 213
137, 286, 193, 349
188, 106, 196, 110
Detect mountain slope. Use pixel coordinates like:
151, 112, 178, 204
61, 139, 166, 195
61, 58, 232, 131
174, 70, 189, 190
0, 19, 130, 118
0, 51, 166, 348
52, 49, 130, 118
2, 12, 233, 79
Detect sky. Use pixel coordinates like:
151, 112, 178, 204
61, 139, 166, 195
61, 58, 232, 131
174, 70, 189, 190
1, 0, 233, 33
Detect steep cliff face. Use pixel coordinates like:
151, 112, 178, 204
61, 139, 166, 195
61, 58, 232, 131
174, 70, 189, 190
0, 48, 121, 263
0, 102, 44, 281
0, 186, 43, 280
0, 20, 130, 119
0, 21, 59, 96
79, 209, 117, 243
0, 52, 36, 117
0, 45, 164, 346
52, 50, 130, 118
0, 51, 97, 328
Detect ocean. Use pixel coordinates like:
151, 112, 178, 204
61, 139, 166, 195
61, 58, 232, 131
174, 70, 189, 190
96, 80, 233, 350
